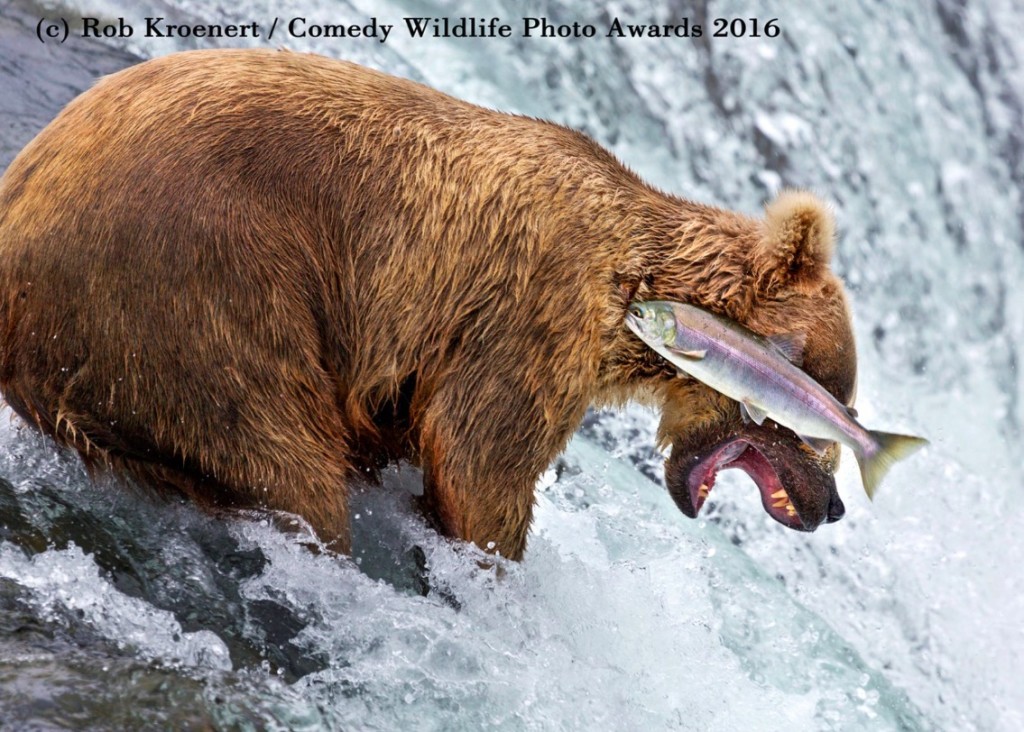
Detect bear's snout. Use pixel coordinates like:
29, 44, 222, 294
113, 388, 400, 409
663, 422, 842, 532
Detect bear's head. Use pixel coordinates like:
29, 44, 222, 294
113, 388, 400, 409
635, 191, 855, 531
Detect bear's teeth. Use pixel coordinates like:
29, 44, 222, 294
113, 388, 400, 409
698, 484, 710, 498
770, 489, 788, 499
772, 497, 789, 509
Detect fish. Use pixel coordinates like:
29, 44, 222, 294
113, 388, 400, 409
625, 300, 928, 499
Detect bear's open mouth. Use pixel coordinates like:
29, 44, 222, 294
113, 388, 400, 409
685, 438, 805, 529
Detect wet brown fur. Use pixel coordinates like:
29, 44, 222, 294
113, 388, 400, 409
0, 50, 855, 559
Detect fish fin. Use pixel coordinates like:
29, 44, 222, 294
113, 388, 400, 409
799, 435, 833, 455
740, 401, 768, 426
846, 405, 859, 419
668, 347, 706, 360
857, 431, 929, 500
767, 332, 806, 366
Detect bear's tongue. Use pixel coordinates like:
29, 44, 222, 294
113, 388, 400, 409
686, 439, 805, 529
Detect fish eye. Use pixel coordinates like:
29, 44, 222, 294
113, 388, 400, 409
628, 305, 643, 319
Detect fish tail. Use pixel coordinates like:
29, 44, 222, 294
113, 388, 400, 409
857, 431, 929, 500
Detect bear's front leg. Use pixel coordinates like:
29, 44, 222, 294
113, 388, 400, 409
416, 374, 583, 561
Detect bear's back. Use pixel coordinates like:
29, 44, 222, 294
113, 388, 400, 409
0, 50, 633, 492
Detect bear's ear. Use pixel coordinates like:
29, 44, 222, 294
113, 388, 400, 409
752, 190, 836, 296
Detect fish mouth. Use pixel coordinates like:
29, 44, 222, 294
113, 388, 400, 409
665, 429, 845, 531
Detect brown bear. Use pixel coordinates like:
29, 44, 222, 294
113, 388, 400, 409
0, 49, 853, 560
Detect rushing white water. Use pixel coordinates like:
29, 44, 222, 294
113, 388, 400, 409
3, 1, 1023, 730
